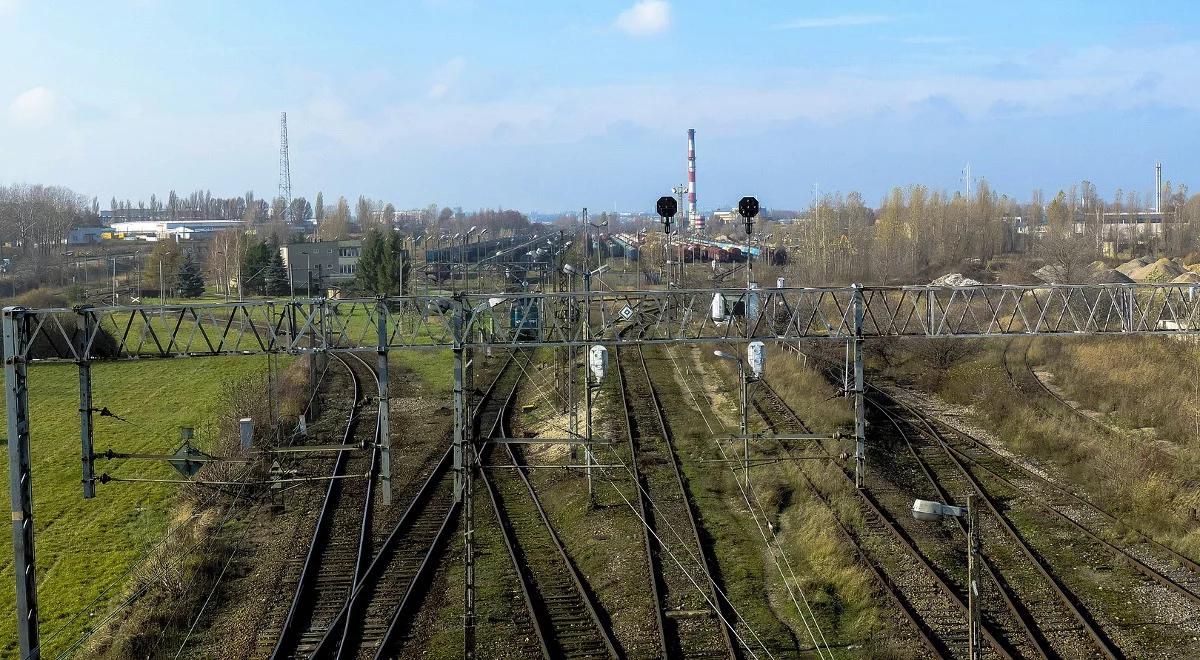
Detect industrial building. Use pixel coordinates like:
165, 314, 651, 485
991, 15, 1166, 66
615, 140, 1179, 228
108, 219, 244, 241
279, 239, 367, 291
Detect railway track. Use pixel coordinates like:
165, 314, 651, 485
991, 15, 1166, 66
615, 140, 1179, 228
882, 376, 1200, 651
776, 345, 1121, 656
785, 341, 1200, 656
750, 378, 998, 659
302, 349, 522, 659
613, 343, 738, 659
866, 393, 1109, 658
480, 351, 622, 659
269, 351, 381, 659
1000, 339, 1112, 435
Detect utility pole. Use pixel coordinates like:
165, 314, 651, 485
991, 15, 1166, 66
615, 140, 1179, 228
159, 260, 165, 323
449, 296, 475, 658
5, 308, 39, 658
852, 283, 865, 488
376, 299, 392, 505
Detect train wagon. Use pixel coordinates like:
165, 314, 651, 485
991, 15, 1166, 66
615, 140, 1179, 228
509, 297, 541, 341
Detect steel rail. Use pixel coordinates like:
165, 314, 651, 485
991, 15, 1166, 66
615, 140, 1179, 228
308, 350, 520, 658
751, 378, 1015, 658
1000, 339, 1200, 576
945, 440, 1200, 609
611, 343, 672, 659
632, 344, 739, 659
366, 350, 524, 659
865, 397, 1052, 659
478, 351, 621, 659
749, 381, 945, 657
877, 388, 1123, 659
269, 352, 373, 659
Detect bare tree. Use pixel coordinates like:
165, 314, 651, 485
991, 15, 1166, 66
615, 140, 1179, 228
1035, 232, 1097, 283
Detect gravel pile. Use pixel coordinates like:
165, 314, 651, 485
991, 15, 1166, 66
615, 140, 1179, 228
931, 272, 981, 286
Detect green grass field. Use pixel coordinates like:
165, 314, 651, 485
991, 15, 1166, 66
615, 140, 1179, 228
0, 356, 281, 658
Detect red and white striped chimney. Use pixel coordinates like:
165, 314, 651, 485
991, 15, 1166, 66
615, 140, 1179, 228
687, 128, 701, 231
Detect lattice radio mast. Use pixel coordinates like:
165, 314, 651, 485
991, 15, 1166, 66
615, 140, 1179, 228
279, 112, 292, 224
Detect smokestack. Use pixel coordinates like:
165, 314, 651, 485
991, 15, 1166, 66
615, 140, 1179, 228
1155, 162, 1163, 213
688, 128, 702, 231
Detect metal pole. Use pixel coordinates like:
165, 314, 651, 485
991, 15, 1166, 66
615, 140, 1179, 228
967, 493, 981, 660
5, 307, 40, 658
449, 298, 475, 658
741, 363, 749, 490
452, 302, 467, 502
78, 308, 96, 499
377, 300, 392, 505
306, 281, 319, 421
583, 271, 593, 506
852, 284, 865, 489
464, 437, 475, 660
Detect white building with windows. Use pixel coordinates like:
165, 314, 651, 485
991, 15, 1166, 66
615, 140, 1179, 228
109, 219, 244, 241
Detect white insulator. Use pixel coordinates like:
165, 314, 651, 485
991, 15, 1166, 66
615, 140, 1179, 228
711, 293, 726, 322
589, 345, 609, 384
747, 341, 765, 379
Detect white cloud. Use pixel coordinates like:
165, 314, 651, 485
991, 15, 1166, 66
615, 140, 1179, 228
8, 87, 63, 126
428, 57, 466, 100
614, 0, 670, 37
776, 14, 891, 29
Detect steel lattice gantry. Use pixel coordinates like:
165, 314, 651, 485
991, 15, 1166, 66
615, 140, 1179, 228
8, 284, 1200, 362
7, 282, 1200, 657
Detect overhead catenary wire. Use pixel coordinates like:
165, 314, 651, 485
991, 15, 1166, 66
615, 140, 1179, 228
42, 352, 337, 660
596, 468, 768, 660
661, 343, 832, 658
592, 434, 776, 658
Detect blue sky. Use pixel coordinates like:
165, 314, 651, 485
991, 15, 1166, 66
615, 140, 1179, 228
2, 0, 1198, 213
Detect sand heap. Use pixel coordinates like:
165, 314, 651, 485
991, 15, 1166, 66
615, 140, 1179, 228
1089, 269, 1135, 284
1171, 272, 1200, 284
1117, 257, 1151, 276
1129, 257, 1185, 282
931, 273, 981, 286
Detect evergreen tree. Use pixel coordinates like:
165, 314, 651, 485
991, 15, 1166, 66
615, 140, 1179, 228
264, 241, 290, 296
241, 240, 271, 295
177, 251, 206, 298
356, 229, 386, 293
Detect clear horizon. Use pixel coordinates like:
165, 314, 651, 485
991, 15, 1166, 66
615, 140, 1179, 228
2, 1, 1196, 212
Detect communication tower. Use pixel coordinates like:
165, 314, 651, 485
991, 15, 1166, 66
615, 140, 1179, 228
279, 112, 292, 224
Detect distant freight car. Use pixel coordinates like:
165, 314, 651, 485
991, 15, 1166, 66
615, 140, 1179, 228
509, 297, 540, 341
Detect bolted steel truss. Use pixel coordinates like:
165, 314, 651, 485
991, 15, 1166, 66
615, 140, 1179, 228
6, 281, 1200, 657
7, 283, 1200, 363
